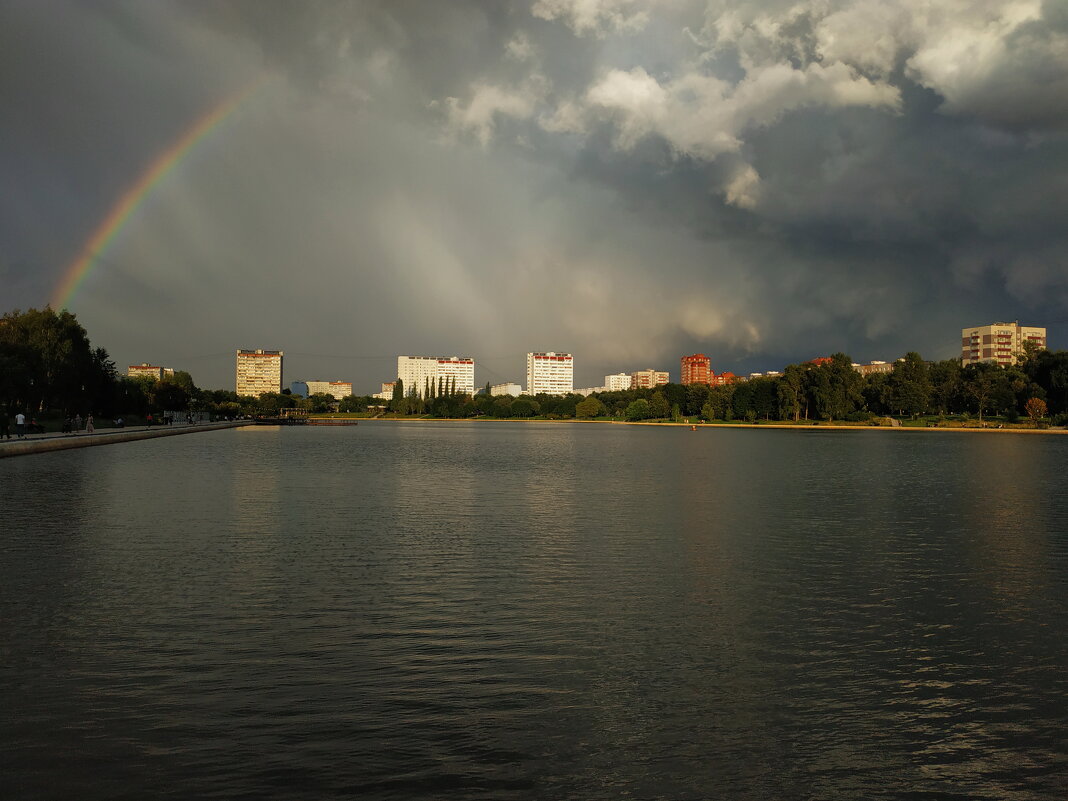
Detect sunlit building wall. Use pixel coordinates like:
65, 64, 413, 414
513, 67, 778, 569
526, 352, 573, 395
961, 322, 1046, 366
604, 373, 633, 391
680, 354, 711, 385
631, 369, 669, 389
236, 349, 283, 396
397, 356, 475, 397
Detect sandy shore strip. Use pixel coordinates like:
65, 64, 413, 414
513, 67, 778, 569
0, 420, 250, 459
353, 417, 1067, 434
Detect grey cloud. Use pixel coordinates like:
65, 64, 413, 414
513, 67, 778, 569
3, 0, 1067, 392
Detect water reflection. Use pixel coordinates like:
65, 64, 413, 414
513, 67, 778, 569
1, 424, 1066, 800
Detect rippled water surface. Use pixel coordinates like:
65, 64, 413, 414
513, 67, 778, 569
3, 422, 1068, 799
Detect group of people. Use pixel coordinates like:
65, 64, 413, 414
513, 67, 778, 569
1, 412, 94, 439
1, 411, 46, 439
60, 414, 95, 435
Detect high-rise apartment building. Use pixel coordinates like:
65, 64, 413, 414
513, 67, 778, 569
604, 373, 633, 391
526, 352, 573, 395
680, 354, 711, 385
127, 363, 175, 381
397, 356, 475, 397
236, 349, 283, 396
961, 322, 1046, 366
631, 369, 669, 389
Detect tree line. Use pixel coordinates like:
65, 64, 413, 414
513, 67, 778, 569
4, 308, 1065, 425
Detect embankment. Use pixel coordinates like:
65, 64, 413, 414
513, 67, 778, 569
0, 421, 249, 459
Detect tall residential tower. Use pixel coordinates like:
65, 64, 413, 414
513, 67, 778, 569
236, 349, 283, 396
526, 352, 573, 395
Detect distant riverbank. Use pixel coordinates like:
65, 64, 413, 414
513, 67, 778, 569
351, 417, 1068, 434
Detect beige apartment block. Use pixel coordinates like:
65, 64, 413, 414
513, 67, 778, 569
236, 349, 283, 396
961, 322, 1046, 367
127, 363, 173, 381
630, 369, 669, 389
305, 380, 352, 400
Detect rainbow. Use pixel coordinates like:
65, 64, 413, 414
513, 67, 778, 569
52, 79, 263, 309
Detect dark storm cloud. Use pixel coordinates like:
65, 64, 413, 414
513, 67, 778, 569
3, 0, 1067, 390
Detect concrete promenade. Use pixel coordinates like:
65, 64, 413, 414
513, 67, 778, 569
0, 420, 250, 459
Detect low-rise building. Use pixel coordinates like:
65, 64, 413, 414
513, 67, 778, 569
489, 383, 524, 397
573, 387, 607, 397
852, 361, 895, 377
127, 363, 175, 381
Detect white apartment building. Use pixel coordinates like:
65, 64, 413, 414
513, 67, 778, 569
397, 356, 475, 397
605, 373, 633, 391
236, 349, 283, 396
961, 322, 1046, 366
490, 383, 524, 397
372, 382, 395, 401
573, 387, 607, 397
526, 352, 574, 396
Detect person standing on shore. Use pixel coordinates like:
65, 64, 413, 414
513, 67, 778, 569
74, 412, 82, 431
0, 410, 9, 440
15, 411, 26, 438
86, 414, 94, 434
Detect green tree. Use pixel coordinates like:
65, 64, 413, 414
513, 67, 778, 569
648, 392, 670, 419
511, 398, 538, 417
576, 395, 607, 418
777, 364, 804, 421
390, 378, 404, 412
625, 399, 651, 421
889, 352, 932, 416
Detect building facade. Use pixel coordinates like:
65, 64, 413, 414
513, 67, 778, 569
526, 352, 574, 395
127, 363, 174, 381
298, 380, 353, 399
604, 373, 633, 391
852, 361, 895, 377
489, 383, 524, 397
680, 354, 711, 385
631, 369, 669, 389
397, 356, 475, 397
961, 322, 1046, 366
372, 382, 395, 401
236, 349, 283, 396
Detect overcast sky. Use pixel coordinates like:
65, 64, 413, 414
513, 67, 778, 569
4, 0, 1067, 391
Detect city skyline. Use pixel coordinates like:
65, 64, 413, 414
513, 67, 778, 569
4, 2, 1068, 391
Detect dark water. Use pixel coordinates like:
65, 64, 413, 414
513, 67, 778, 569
3, 422, 1067, 800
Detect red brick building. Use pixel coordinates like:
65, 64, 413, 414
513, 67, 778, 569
681, 354, 711, 385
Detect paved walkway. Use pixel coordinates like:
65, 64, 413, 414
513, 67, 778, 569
0, 420, 248, 458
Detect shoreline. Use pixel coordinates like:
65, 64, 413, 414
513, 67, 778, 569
352, 417, 1068, 435
0, 420, 250, 459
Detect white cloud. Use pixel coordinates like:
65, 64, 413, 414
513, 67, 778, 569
445, 77, 547, 145
531, 0, 650, 37
724, 163, 761, 209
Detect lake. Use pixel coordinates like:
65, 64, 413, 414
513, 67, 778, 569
3, 422, 1067, 799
